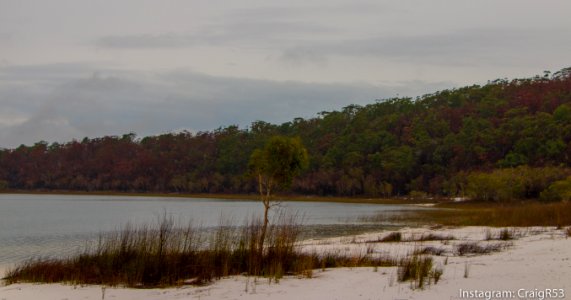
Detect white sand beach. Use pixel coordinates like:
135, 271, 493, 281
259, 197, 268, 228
2, 226, 570, 300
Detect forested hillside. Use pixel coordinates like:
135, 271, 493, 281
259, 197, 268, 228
1, 68, 571, 200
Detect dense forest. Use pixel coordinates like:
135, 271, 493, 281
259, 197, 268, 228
1, 68, 571, 201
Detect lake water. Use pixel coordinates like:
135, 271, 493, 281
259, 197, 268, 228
0, 194, 424, 266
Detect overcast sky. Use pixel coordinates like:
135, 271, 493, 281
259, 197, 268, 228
1, 0, 570, 148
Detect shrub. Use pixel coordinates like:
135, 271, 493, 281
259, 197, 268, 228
466, 166, 570, 202
540, 176, 571, 202
408, 191, 428, 199
466, 172, 505, 201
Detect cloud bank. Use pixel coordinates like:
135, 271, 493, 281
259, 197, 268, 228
0, 64, 451, 148
1, 0, 570, 148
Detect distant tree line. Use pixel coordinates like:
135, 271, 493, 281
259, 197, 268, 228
1, 68, 571, 201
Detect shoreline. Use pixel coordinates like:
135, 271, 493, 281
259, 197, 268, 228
0, 190, 437, 205
2, 225, 570, 299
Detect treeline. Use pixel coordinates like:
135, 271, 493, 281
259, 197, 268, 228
1, 68, 571, 200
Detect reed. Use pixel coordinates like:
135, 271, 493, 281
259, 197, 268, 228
4, 214, 397, 287
401, 201, 571, 227
397, 255, 441, 289
485, 228, 516, 241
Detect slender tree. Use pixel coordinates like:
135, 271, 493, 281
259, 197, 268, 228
249, 136, 309, 254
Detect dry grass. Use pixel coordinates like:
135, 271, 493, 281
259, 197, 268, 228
4, 215, 299, 286
363, 231, 403, 243
455, 242, 506, 256
4, 214, 398, 287
464, 262, 469, 278
378, 232, 402, 243
485, 228, 516, 241
413, 233, 455, 242
397, 255, 442, 289
413, 246, 447, 256
397, 201, 571, 227
499, 228, 514, 240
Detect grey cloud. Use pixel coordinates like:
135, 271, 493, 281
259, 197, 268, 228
278, 48, 328, 66
279, 28, 571, 67
96, 20, 335, 49
0, 63, 99, 83
0, 63, 450, 148
228, 2, 394, 22
0, 32, 11, 41
96, 34, 197, 49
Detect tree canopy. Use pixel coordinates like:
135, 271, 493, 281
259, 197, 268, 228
1, 68, 571, 200
249, 136, 309, 194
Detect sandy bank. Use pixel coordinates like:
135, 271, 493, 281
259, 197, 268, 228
2, 226, 570, 300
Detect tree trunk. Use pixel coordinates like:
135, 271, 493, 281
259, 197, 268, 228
258, 175, 271, 260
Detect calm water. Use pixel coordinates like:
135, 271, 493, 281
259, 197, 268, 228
0, 194, 423, 265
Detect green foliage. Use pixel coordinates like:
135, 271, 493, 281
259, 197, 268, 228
466, 171, 508, 201
249, 136, 309, 190
466, 166, 570, 202
408, 190, 428, 199
0, 179, 8, 190
497, 152, 528, 168
540, 176, 571, 201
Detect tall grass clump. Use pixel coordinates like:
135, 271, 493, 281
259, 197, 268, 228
455, 242, 505, 256
4, 214, 302, 286
4, 213, 398, 287
485, 228, 515, 240
379, 232, 402, 242
397, 255, 442, 289
499, 228, 514, 240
